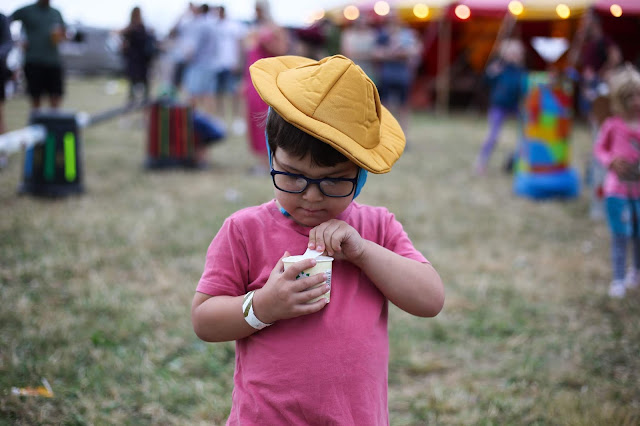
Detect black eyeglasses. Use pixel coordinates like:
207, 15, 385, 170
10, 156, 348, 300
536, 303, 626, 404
270, 169, 358, 198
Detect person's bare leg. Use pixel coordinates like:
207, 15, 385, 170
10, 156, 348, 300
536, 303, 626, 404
50, 95, 62, 109
203, 94, 216, 117
0, 101, 5, 134
0, 101, 7, 168
31, 96, 42, 110
215, 93, 225, 120
194, 146, 211, 168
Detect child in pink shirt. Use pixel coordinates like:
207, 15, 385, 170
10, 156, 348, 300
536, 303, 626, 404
593, 63, 640, 298
191, 55, 444, 424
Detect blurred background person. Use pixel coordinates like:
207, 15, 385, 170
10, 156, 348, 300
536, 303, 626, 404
243, 0, 288, 175
578, 14, 623, 220
213, 5, 247, 134
120, 6, 156, 104
0, 11, 13, 135
373, 12, 421, 141
0, 11, 13, 169
293, 16, 338, 60
473, 38, 526, 176
182, 3, 218, 116
165, 2, 199, 97
579, 14, 622, 131
340, 14, 377, 84
10, 0, 66, 111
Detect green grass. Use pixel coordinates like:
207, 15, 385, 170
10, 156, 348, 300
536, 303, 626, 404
1, 76, 639, 425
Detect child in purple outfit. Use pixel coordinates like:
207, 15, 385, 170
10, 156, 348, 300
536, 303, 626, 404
474, 39, 526, 175
593, 63, 640, 298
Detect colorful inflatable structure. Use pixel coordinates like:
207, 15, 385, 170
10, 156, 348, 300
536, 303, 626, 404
513, 72, 580, 199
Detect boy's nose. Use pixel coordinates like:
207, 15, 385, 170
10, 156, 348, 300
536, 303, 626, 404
302, 183, 324, 201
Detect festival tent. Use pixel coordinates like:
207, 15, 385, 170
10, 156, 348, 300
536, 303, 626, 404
429, 0, 596, 111
323, 1, 639, 110
589, 1, 640, 68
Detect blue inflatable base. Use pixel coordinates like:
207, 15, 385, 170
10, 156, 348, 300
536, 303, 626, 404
513, 168, 580, 200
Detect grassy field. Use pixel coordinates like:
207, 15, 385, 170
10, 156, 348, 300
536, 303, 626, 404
1, 76, 639, 425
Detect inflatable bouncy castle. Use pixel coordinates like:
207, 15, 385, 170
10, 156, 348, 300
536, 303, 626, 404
513, 72, 580, 199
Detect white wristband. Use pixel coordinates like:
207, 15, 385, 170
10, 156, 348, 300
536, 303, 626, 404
243, 290, 273, 330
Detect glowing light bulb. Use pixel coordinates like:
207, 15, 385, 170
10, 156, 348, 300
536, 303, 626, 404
413, 4, 430, 19
344, 5, 360, 21
508, 1, 524, 16
610, 4, 623, 17
455, 4, 471, 20
556, 4, 570, 19
374, 1, 390, 16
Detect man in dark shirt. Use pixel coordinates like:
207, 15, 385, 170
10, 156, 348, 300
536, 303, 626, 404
10, 0, 66, 110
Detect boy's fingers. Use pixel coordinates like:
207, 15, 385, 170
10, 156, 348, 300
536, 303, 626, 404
322, 228, 337, 255
299, 282, 330, 304
308, 227, 321, 251
284, 258, 317, 280
293, 273, 328, 295
309, 223, 330, 253
276, 251, 290, 272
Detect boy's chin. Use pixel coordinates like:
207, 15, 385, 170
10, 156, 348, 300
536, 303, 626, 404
287, 210, 326, 227
291, 215, 323, 228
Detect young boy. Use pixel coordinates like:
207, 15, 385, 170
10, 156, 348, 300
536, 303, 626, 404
191, 55, 444, 424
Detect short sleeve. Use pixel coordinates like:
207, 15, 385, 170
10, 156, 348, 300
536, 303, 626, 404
57, 10, 65, 27
593, 118, 615, 168
381, 210, 429, 264
197, 218, 250, 297
10, 7, 25, 22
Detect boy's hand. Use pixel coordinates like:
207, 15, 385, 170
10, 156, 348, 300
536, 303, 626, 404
253, 252, 329, 324
307, 219, 365, 261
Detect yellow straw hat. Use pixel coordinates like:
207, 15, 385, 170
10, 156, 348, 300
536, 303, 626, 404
249, 55, 405, 174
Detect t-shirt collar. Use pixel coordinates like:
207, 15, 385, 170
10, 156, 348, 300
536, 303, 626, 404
267, 199, 354, 236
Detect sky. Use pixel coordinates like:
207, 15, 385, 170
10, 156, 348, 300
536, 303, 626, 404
2, 0, 348, 35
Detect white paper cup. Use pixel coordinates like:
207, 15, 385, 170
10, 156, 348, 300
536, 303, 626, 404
282, 255, 333, 303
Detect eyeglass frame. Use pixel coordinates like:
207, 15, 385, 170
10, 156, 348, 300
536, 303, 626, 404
270, 168, 360, 198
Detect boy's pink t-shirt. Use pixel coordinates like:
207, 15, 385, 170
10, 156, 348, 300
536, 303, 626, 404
197, 199, 428, 425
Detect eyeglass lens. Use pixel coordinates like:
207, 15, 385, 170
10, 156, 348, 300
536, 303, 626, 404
273, 173, 354, 197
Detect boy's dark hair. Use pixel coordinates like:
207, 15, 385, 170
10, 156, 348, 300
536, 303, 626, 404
266, 110, 349, 167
